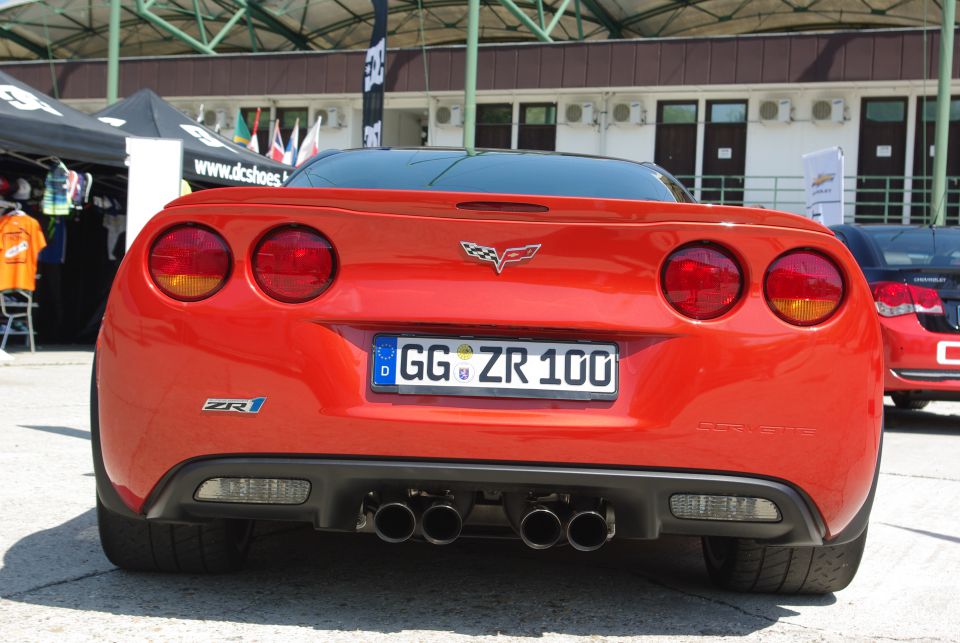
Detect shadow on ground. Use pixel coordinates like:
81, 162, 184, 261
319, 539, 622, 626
884, 404, 960, 435
0, 509, 836, 637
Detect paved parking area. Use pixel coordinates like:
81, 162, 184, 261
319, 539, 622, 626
1, 348, 958, 642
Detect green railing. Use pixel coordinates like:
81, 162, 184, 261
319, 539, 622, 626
674, 175, 960, 224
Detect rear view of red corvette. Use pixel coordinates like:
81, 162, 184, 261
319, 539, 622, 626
93, 148, 882, 594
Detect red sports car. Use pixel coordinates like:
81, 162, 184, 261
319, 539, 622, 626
93, 148, 882, 594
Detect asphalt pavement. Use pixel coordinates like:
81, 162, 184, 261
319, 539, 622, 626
1, 348, 958, 642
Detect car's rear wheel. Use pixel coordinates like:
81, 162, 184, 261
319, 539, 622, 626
701, 528, 868, 594
890, 392, 930, 410
92, 356, 253, 573
97, 496, 253, 573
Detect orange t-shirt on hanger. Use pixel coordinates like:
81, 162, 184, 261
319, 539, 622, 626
0, 213, 47, 291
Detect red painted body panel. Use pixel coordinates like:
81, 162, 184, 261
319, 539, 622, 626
96, 188, 883, 539
880, 314, 960, 392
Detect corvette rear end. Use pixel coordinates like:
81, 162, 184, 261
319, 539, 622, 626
93, 149, 882, 593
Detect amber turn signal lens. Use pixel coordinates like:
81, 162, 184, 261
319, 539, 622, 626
149, 225, 231, 301
764, 250, 844, 326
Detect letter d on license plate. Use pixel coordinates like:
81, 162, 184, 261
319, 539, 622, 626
371, 335, 618, 400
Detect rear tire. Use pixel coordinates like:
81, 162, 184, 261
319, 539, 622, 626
93, 354, 253, 573
890, 393, 929, 410
97, 496, 252, 573
702, 528, 868, 594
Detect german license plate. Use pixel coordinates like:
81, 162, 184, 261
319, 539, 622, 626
371, 335, 618, 400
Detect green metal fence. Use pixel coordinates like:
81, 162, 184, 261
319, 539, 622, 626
674, 175, 960, 225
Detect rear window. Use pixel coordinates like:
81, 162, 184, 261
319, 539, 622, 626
864, 228, 960, 267
286, 148, 694, 203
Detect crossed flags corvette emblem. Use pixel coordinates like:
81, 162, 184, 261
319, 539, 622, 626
460, 241, 541, 274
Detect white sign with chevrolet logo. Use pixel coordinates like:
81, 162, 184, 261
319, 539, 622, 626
802, 147, 844, 227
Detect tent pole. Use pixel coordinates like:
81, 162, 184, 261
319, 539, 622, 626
463, 0, 479, 150
107, 0, 121, 104
932, 0, 957, 226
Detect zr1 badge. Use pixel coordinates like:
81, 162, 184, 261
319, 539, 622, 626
202, 397, 267, 413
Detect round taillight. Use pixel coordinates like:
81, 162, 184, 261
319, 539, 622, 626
148, 225, 231, 302
253, 226, 335, 303
662, 244, 743, 320
765, 250, 844, 326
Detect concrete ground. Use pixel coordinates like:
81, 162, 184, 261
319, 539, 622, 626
0, 348, 958, 642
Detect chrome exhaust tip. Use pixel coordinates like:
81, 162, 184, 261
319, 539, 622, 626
421, 501, 463, 545
566, 510, 609, 552
519, 505, 564, 550
373, 501, 417, 543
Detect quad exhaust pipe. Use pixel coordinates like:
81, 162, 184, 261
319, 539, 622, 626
372, 492, 611, 550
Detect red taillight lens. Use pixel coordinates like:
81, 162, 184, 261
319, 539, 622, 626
253, 226, 335, 303
148, 225, 231, 302
764, 250, 844, 325
662, 244, 743, 320
872, 281, 944, 317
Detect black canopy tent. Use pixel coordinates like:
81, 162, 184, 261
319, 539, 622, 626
0, 70, 130, 167
95, 89, 291, 188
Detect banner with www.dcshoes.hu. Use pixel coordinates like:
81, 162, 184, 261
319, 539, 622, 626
362, 0, 387, 147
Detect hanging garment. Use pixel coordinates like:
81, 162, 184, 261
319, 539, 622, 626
0, 212, 47, 291
42, 164, 71, 217
103, 213, 125, 261
38, 216, 67, 264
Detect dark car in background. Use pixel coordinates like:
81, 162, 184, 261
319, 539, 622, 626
833, 225, 960, 409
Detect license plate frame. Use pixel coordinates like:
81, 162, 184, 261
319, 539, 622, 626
370, 334, 619, 401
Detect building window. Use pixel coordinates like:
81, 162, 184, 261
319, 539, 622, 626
920, 98, 960, 122
661, 103, 698, 124
277, 107, 308, 150
709, 102, 747, 123
518, 103, 556, 151
865, 100, 906, 123
475, 103, 512, 149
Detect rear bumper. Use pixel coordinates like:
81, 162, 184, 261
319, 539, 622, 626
142, 457, 836, 546
881, 315, 960, 394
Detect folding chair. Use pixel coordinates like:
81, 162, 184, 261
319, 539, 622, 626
0, 289, 37, 352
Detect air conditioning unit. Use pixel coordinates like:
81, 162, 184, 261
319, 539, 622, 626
759, 99, 792, 123
317, 107, 343, 129
202, 109, 227, 132
611, 101, 645, 125
812, 98, 845, 124
435, 104, 462, 127
564, 101, 594, 126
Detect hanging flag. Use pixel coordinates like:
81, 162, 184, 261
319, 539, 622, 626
362, 0, 387, 147
247, 107, 262, 154
282, 118, 300, 166
269, 119, 285, 162
233, 108, 251, 147
296, 116, 322, 167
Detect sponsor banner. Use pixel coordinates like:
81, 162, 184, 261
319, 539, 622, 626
802, 147, 844, 227
193, 159, 289, 187
362, 0, 387, 147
